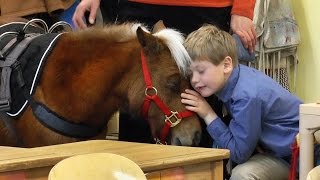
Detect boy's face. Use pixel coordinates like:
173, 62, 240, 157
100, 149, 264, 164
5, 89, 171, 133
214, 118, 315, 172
189, 57, 232, 97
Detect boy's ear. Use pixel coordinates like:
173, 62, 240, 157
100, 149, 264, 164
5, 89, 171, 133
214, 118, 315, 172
223, 56, 233, 73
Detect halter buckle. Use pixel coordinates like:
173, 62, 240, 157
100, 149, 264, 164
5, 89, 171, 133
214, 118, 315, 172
154, 138, 167, 145
165, 111, 181, 127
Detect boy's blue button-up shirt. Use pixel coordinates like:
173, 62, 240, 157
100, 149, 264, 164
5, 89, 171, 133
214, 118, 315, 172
207, 64, 302, 164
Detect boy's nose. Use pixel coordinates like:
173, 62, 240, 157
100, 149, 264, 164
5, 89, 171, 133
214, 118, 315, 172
191, 73, 199, 84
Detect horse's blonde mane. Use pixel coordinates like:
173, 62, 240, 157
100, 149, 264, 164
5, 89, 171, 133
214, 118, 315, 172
102, 23, 150, 42
154, 29, 191, 76
79, 23, 191, 76
78, 23, 148, 42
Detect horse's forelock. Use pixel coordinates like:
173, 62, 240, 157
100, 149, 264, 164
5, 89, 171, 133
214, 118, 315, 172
153, 29, 191, 77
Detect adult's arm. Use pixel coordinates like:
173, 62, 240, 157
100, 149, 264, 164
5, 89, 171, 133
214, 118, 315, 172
230, 0, 256, 53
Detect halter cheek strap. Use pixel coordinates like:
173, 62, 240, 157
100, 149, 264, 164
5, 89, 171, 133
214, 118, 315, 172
140, 51, 195, 144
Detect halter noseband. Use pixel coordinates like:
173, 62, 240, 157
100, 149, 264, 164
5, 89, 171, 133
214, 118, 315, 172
140, 51, 195, 144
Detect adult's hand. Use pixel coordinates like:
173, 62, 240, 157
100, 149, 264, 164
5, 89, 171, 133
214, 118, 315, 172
230, 14, 257, 54
72, 0, 101, 29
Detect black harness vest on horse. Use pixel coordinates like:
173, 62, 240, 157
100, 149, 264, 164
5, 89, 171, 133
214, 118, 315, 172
0, 21, 105, 138
0, 22, 61, 116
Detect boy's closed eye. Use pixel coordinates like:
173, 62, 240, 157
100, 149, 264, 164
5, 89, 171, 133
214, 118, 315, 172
196, 67, 206, 74
198, 70, 205, 74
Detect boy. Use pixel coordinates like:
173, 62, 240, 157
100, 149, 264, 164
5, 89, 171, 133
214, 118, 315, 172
181, 24, 302, 179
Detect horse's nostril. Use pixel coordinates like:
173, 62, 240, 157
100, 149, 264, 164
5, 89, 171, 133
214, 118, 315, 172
193, 131, 201, 146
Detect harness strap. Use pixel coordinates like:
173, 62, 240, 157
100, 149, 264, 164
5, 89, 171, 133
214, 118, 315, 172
31, 101, 106, 138
0, 38, 18, 59
0, 34, 40, 111
0, 38, 18, 111
18, 85, 106, 138
13, 74, 106, 138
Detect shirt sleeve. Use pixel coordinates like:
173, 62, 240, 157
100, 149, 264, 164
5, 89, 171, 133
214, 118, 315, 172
206, 97, 261, 164
231, 0, 256, 20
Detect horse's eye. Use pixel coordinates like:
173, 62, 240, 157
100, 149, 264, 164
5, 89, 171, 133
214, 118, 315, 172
166, 75, 181, 92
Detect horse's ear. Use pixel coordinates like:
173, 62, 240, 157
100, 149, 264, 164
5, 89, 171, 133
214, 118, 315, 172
136, 27, 149, 48
152, 20, 166, 34
137, 27, 164, 54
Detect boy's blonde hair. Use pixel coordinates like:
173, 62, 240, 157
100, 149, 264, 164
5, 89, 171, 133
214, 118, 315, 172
184, 24, 238, 67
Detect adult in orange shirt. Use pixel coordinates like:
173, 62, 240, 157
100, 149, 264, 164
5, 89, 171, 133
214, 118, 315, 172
72, 0, 256, 53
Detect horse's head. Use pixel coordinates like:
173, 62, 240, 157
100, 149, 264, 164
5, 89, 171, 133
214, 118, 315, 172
127, 22, 202, 146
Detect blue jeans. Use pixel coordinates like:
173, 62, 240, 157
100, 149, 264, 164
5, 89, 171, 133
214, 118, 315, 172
230, 153, 289, 180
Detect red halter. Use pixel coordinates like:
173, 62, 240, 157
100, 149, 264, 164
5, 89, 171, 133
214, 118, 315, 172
140, 51, 195, 144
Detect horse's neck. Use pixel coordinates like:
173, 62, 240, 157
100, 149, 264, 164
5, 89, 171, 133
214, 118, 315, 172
40, 35, 142, 126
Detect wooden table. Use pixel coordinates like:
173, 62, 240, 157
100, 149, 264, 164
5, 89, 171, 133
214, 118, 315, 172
0, 140, 229, 180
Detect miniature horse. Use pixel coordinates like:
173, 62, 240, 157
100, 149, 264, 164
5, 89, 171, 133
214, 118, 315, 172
0, 20, 202, 147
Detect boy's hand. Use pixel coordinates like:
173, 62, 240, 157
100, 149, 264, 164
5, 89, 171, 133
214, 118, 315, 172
181, 89, 217, 125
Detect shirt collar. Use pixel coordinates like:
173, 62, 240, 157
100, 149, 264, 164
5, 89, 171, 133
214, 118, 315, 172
216, 65, 240, 102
